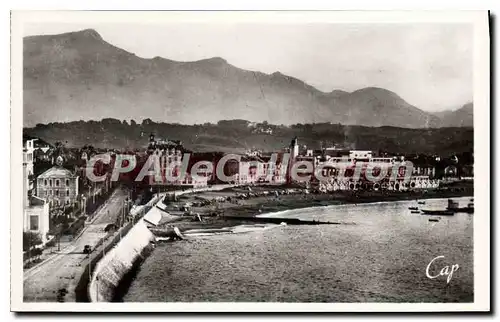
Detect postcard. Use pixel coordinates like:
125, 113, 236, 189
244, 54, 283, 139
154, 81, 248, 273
10, 10, 490, 312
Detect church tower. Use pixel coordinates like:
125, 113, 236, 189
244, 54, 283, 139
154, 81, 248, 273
290, 136, 299, 160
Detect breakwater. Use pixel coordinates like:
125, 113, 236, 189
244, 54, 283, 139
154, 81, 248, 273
221, 215, 340, 225
83, 184, 237, 302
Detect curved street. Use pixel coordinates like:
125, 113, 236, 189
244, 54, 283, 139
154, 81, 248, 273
23, 188, 129, 302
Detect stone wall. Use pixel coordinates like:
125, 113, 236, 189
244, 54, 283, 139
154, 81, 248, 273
88, 219, 154, 302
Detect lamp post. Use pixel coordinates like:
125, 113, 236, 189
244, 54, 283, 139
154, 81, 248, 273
95, 275, 99, 302
57, 227, 61, 252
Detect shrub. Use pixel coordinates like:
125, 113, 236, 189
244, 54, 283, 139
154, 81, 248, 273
23, 232, 42, 251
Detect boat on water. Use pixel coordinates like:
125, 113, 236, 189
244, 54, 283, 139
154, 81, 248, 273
428, 218, 440, 222
408, 206, 419, 211
411, 210, 420, 214
418, 201, 426, 205
446, 199, 474, 213
421, 209, 454, 216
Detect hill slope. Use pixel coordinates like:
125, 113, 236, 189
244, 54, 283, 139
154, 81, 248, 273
434, 103, 474, 127
24, 29, 448, 128
24, 119, 474, 156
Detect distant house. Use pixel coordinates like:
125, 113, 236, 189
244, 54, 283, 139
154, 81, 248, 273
34, 147, 51, 162
36, 166, 79, 207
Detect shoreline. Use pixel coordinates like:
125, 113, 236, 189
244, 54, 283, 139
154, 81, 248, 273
154, 183, 474, 232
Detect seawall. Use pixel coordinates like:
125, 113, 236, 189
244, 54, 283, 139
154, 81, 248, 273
74, 192, 163, 302
84, 185, 235, 302
88, 219, 155, 302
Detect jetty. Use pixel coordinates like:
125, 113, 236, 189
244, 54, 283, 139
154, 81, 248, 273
221, 215, 340, 225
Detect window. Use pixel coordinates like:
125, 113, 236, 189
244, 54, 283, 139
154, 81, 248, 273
66, 200, 70, 205
50, 190, 53, 196
44, 179, 47, 186
56, 190, 59, 197
30, 215, 39, 230
56, 179, 60, 187
49, 179, 52, 187
65, 179, 69, 186
66, 190, 69, 197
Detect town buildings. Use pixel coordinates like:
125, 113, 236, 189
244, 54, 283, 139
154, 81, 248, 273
23, 138, 50, 243
237, 155, 287, 185
139, 134, 469, 191
147, 134, 209, 188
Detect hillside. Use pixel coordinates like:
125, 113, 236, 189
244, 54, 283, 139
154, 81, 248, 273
24, 119, 474, 156
434, 103, 474, 127
24, 29, 456, 128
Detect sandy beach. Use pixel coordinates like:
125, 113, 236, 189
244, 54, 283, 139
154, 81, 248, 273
152, 181, 474, 233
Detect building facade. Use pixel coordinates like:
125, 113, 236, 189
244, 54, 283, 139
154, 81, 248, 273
36, 166, 79, 207
23, 159, 50, 243
146, 134, 209, 188
23, 138, 36, 191
24, 195, 50, 243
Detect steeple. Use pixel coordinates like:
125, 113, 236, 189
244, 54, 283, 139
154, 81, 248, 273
290, 136, 299, 160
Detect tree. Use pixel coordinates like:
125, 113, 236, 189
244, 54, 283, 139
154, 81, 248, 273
31, 247, 43, 260
142, 118, 154, 126
23, 231, 42, 252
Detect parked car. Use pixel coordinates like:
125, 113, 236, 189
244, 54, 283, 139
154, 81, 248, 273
83, 245, 92, 254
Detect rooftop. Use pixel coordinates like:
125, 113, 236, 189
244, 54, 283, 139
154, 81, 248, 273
38, 166, 76, 178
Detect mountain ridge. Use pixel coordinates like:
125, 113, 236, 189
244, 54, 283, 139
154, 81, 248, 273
23, 29, 472, 128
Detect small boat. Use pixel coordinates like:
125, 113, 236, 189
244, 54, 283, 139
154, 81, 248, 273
408, 206, 419, 211
418, 201, 426, 205
421, 209, 454, 216
446, 199, 474, 213
411, 210, 420, 214
428, 218, 440, 222
447, 206, 474, 214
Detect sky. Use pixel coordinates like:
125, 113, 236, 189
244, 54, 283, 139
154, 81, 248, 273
23, 22, 473, 112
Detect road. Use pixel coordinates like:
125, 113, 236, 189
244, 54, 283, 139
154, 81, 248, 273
23, 188, 130, 302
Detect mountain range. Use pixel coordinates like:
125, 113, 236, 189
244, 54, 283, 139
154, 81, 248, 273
23, 29, 473, 128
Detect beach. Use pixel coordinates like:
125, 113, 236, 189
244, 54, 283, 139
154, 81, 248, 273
151, 181, 474, 233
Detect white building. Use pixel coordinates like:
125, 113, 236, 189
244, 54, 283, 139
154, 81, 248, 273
349, 150, 373, 160
23, 139, 36, 191
23, 161, 50, 244
24, 195, 50, 244
36, 165, 80, 208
